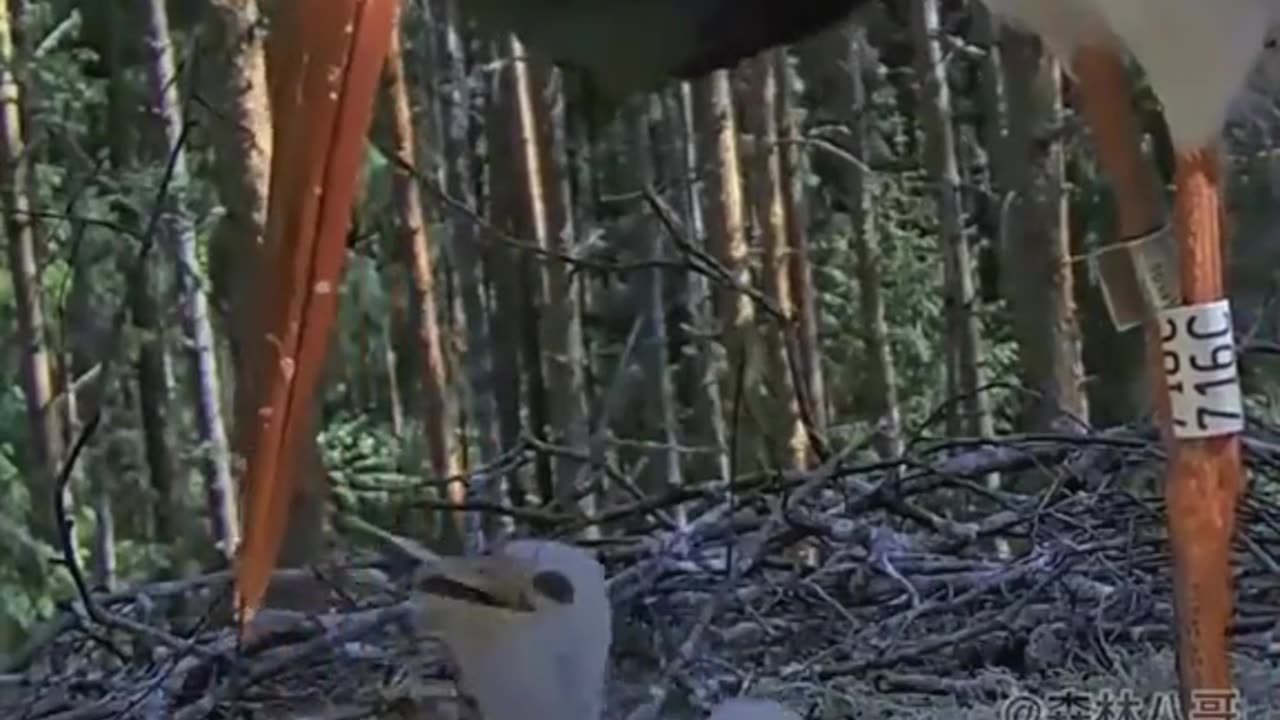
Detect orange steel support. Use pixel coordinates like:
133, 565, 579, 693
1164, 148, 1241, 698
234, 0, 401, 626
1070, 46, 1173, 437
1070, 47, 1241, 701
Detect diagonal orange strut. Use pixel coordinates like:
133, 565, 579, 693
1069, 46, 1241, 701
1069, 46, 1172, 435
234, 0, 401, 627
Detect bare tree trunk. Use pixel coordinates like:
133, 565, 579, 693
910, 0, 993, 441
0, 0, 65, 542
143, 0, 237, 563
849, 29, 904, 458
691, 71, 755, 348
796, 23, 904, 458
9, 0, 43, 265
201, 0, 272, 568
484, 36, 530, 532
503, 38, 554, 505
692, 70, 757, 472
61, 216, 110, 587
668, 82, 731, 482
382, 10, 461, 491
743, 52, 807, 469
999, 33, 1087, 430
384, 323, 406, 438
82, 383, 116, 592
628, 102, 685, 499
439, 2, 499, 549
511, 44, 592, 517
775, 50, 828, 441
101, 2, 183, 563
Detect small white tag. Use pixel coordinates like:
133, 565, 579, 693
1159, 299, 1244, 439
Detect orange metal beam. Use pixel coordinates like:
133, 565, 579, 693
235, 0, 401, 626
1164, 147, 1242, 699
1069, 46, 1172, 435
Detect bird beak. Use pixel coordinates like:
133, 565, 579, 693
411, 554, 540, 615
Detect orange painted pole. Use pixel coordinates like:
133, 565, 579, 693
1069, 45, 1173, 436
1070, 47, 1242, 706
1163, 147, 1242, 702
234, 0, 401, 626
1071, 47, 1166, 244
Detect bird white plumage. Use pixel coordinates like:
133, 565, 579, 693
412, 539, 799, 720
411, 540, 613, 720
1087, 0, 1277, 149
983, 0, 1280, 149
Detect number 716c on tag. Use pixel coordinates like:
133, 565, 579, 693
1159, 299, 1244, 439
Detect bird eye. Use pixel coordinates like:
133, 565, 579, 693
531, 570, 575, 604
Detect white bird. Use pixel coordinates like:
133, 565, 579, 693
410, 539, 800, 720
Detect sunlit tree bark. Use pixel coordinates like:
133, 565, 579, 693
0, 0, 65, 542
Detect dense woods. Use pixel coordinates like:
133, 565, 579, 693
4, 0, 1280, 700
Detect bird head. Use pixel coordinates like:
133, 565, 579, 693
411, 539, 612, 720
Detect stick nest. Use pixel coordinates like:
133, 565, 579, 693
4, 425, 1280, 719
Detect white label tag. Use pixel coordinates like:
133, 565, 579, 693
1159, 299, 1244, 439
1133, 226, 1179, 311
1091, 224, 1179, 332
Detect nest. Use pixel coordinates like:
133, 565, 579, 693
3, 424, 1279, 719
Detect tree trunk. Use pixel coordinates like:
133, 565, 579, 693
910, 0, 993, 442
775, 49, 828, 442
102, 2, 180, 566
484, 36, 529, 533
381, 9, 461, 499
692, 70, 758, 473
143, 0, 237, 564
796, 23, 904, 459
999, 32, 1088, 431
0, 0, 65, 542
505, 38, 555, 506
669, 82, 731, 482
440, 0, 499, 550
515, 48, 591, 519
627, 102, 685, 500
743, 52, 807, 469
202, 0, 273, 569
